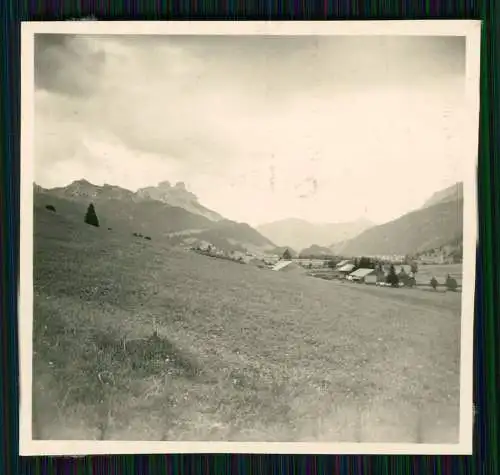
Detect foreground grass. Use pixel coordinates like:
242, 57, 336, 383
32, 207, 462, 442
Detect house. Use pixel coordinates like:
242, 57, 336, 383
335, 259, 353, 269
294, 258, 326, 268
263, 255, 281, 265
348, 268, 377, 283
271, 260, 304, 273
336, 263, 355, 278
272, 260, 294, 271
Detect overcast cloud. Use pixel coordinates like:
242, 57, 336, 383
34, 34, 466, 225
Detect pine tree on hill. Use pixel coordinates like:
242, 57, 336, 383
84, 203, 100, 227
386, 264, 399, 287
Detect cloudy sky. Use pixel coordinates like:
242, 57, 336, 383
34, 34, 466, 226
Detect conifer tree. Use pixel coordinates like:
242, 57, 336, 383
386, 264, 399, 287
84, 203, 100, 227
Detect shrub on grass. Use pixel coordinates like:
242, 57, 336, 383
430, 277, 438, 290
445, 275, 458, 292
84, 203, 100, 227
386, 265, 399, 287
45, 204, 56, 212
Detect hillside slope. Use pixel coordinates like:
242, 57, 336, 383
421, 182, 463, 209
35, 181, 274, 253
32, 203, 460, 442
331, 199, 463, 256
137, 181, 224, 222
299, 245, 333, 257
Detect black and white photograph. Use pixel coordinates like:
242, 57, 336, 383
20, 21, 480, 455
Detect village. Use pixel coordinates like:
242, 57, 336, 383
189, 241, 462, 292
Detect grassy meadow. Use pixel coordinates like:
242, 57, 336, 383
32, 204, 462, 443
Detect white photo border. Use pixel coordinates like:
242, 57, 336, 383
19, 19, 481, 456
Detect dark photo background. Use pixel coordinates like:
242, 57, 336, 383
1, 3, 499, 475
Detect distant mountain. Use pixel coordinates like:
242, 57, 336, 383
330, 197, 463, 257
137, 181, 224, 222
256, 218, 374, 252
299, 245, 333, 257
422, 182, 463, 209
34, 180, 274, 253
48, 179, 137, 201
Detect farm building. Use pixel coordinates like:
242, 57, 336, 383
337, 263, 355, 276
348, 268, 378, 283
335, 259, 353, 269
263, 255, 281, 265
294, 258, 326, 268
271, 260, 304, 273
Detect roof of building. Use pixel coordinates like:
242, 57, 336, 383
335, 260, 352, 269
337, 263, 356, 272
272, 260, 294, 271
349, 268, 377, 278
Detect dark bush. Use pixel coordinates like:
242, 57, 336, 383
446, 275, 458, 291
144, 236, 152, 241
386, 265, 399, 287
45, 204, 56, 212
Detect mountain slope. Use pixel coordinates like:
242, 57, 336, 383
422, 182, 463, 209
36, 184, 215, 235
331, 199, 463, 257
35, 180, 275, 253
299, 245, 334, 257
137, 181, 224, 222
257, 218, 374, 252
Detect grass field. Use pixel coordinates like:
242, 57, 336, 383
32, 205, 462, 443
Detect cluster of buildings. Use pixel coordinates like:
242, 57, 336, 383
315, 259, 417, 286
190, 241, 275, 267
416, 254, 457, 265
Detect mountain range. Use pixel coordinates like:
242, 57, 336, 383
421, 182, 463, 209
256, 218, 374, 252
34, 180, 275, 253
137, 181, 224, 222
34, 179, 464, 258
329, 182, 464, 257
